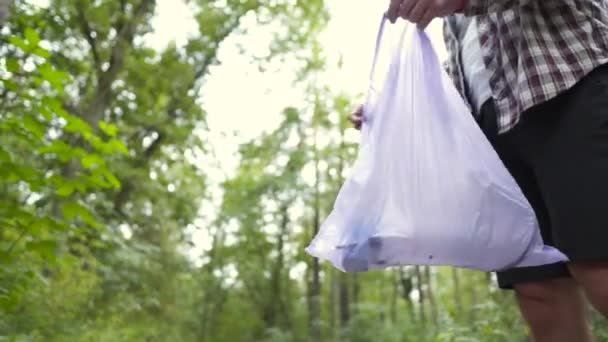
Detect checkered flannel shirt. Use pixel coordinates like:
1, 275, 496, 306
443, 0, 608, 133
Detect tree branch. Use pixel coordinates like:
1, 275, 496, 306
0, 0, 10, 29
107, 0, 154, 79
82, 0, 155, 127
75, 1, 102, 75
113, 129, 164, 214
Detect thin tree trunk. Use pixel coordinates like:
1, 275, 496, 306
415, 266, 426, 326
200, 230, 227, 342
352, 273, 360, 316
452, 268, 462, 319
269, 204, 291, 329
0, 0, 10, 27
336, 108, 350, 329
378, 275, 386, 323
329, 269, 337, 340
424, 266, 439, 326
339, 273, 350, 327
390, 270, 398, 323
399, 267, 415, 324
468, 273, 478, 323
308, 123, 322, 342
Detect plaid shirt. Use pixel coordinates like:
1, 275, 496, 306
443, 0, 608, 133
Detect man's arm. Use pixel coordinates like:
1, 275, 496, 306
386, 0, 517, 28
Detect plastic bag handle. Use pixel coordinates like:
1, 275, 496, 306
368, 14, 388, 86
364, 15, 408, 114
362, 15, 388, 124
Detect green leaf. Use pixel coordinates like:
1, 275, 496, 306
26, 240, 57, 260
32, 75, 44, 87
99, 121, 119, 137
0, 147, 10, 162
23, 115, 46, 140
24, 27, 41, 47
38, 106, 53, 121
102, 169, 121, 189
8, 36, 29, 52
80, 209, 97, 227
80, 154, 105, 169
42, 96, 69, 118
74, 181, 87, 194
38, 140, 70, 155
60, 202, 96, 226
64, 116, 92, 135
12, 164, 40, 182
2, 78, 18, 91
38, 63, 67, 93
61, 201, 80, 220
32, 46, 52, 59
6, 58, 20, 73
56, 182, 75, 197
89, 135, 112, 154
29, 217, 68, 236
110, 138, 129, 155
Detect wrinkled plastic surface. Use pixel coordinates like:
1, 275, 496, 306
305, 18, 567, 272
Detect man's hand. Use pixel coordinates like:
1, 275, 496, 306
350, 105, 364, 130
386, 0, 466, 28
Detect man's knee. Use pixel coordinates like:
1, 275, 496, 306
569, 260, 608, 315
514, 279, 584, 328
515, 278, 576, 303
569, 261, 608, 289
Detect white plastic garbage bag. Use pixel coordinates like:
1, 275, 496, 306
305, 17, 567, 272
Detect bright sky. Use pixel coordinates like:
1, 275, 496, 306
147, 0, 446, 174
145, 0, 448, 265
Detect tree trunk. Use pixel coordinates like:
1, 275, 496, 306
452, 268, 462, 319
352, 273, 360, 316
339, 273, 350, 327
336, 101, 350, 329
468, 273, 478, 323
390, 270, 398, 323
0, 0, 10, 27
399, 267, 415, 323
200, 230, 227, 342
269, 204, 291, 329
329, 269, 337, 340
308, 124, 322, 342
415, 266, 426, 326
424, 266, 439, 326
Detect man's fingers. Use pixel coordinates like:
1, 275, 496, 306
350, 105, 364, 130
350, 115, 363, 130
386, 0, 403, 23
407, 0, 430, 24
350, 112, 363, 123
354, 104, 364, 115
398, 0, 417, 21
417, 8, 435, 29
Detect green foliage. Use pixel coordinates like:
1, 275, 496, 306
0, 18, 126, 329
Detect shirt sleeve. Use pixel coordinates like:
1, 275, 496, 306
462, 0, 517, 15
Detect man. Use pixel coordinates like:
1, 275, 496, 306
351, 0, 608, 341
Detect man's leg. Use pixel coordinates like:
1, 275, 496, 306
569, 261, 608, 318
521, 65, 608, 324
477, 99, 596, 341
514, 278, 593, 342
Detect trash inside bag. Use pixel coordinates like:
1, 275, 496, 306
305, 17, 567, 273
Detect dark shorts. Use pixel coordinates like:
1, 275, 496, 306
477, 64, 608, 289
